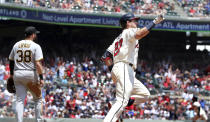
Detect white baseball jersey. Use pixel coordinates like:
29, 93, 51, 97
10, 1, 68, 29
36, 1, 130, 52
104, 27, 150, 122
9, 40, 43, 70
107, 28, 140, 69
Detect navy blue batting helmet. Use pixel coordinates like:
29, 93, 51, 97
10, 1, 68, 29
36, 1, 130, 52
119, 13, 140, 28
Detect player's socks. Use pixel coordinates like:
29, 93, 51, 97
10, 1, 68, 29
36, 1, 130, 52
126, 97, 135, 107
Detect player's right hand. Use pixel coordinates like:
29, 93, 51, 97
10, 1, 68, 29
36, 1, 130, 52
153, 13, 165, 24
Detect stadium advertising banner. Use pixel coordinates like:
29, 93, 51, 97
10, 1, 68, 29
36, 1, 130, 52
0, 5, 210, 32
138, 19, 210, 32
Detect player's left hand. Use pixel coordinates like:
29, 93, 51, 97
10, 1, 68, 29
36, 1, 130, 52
153, 13, 165, 24
7, 76, 16, 93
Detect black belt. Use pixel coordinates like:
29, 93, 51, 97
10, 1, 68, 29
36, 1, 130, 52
129, 63, 133, 68
129, 63, 136, 70
116, 62, 136, 71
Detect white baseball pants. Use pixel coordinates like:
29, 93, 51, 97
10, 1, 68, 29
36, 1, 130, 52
103, 62, 150, 122
13, 70, 42, 122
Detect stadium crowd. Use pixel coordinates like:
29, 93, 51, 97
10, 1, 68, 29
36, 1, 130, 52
176, 0, 210, 17
1, 0, 210, 17
0, 53, 209, 120
1, 0, 177, 16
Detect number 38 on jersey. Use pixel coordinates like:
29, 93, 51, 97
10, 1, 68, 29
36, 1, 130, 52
16, 50, 32, 62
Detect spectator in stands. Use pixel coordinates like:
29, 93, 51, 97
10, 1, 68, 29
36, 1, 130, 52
0, 62, 5, 83
189, 7, 196, 17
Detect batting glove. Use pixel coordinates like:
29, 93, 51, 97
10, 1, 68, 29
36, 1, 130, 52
153, 13, 165, 24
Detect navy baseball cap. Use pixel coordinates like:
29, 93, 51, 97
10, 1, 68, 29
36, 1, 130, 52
120, 13, 140, 22
24, 26, 40, 35
119, 13, 140, 28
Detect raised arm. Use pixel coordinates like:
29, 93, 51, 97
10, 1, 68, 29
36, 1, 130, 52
135, 14, 165, 40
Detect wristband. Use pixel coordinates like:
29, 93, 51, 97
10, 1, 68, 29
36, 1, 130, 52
146, 21, 156, 31
39, 74, 43, 80
9, 60, 14, 75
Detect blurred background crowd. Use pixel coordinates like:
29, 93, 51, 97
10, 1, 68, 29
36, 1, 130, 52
0, 0, 210, 17
0, 52, 209, 120
0, 0, 209, 121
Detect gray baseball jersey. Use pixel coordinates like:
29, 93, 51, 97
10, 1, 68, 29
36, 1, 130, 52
9, 40, 43, 70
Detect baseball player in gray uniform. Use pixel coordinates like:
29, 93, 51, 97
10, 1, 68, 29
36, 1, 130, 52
101, 13, 164, 122
8, 26, 44, 122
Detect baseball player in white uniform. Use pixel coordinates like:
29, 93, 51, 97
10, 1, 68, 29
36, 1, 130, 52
192, 102, 208, 122
8, 26, 44, 122
101, 13, 164, 122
